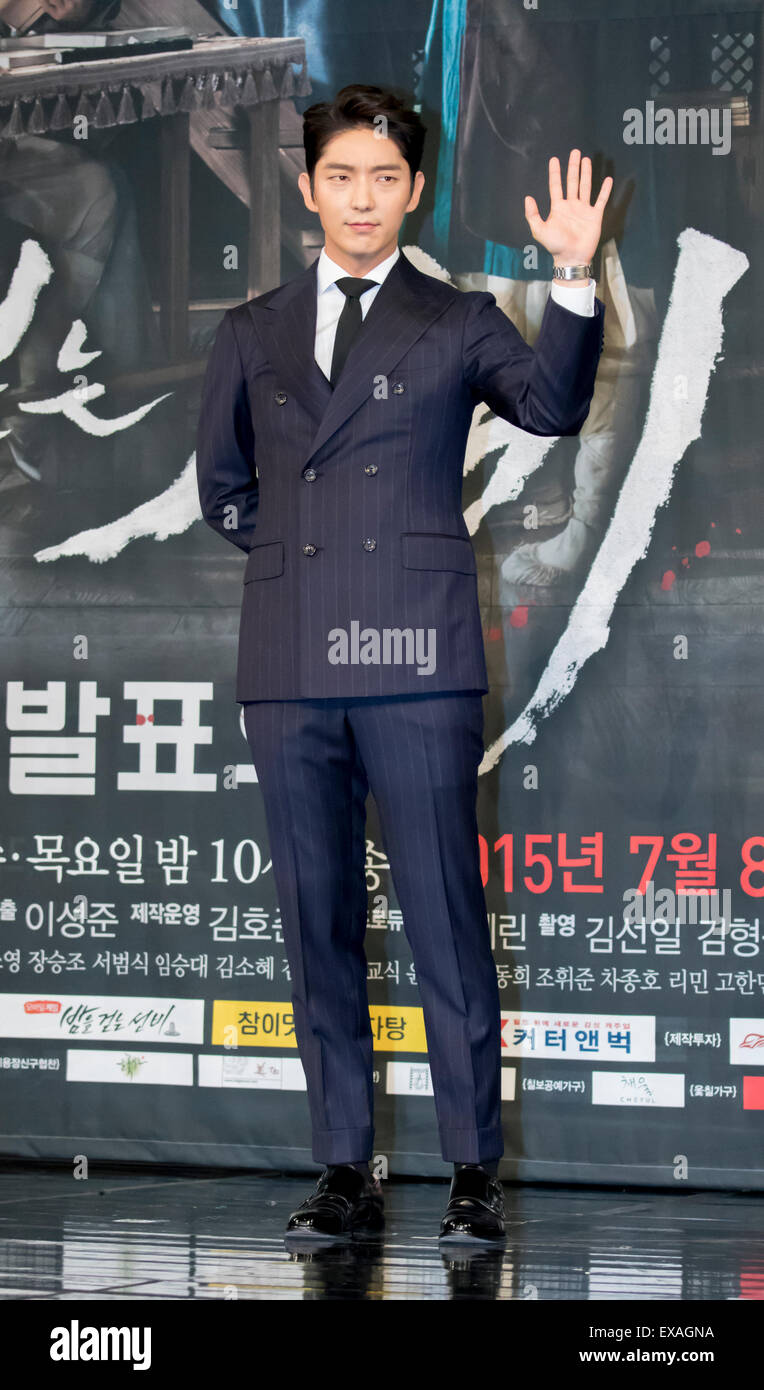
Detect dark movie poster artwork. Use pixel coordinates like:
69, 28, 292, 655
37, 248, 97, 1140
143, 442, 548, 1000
0, 0, 763, 1185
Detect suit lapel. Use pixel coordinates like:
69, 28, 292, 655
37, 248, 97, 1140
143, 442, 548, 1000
246, 249, 454, 467
245, 257, 332, 429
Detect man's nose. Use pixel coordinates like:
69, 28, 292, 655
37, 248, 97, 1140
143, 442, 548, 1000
350, 181, 374, 208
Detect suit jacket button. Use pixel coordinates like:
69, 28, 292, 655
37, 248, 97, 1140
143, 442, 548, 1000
274, 390, 288, 404
391, 381, 405, 394
362, 538, 377, 552
303, 467, 317, 481
302, 543, 317, 556
364, 463, 378, 475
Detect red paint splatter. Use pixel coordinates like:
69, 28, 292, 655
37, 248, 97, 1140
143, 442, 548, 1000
509, 606, 529, 628
661, 570, 677, 590
136, 714, 155, 724
695, 540, 710, 557
487, 627, 502, 642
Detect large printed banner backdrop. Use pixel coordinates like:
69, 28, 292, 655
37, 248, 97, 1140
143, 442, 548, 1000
1, 0, 763, 1184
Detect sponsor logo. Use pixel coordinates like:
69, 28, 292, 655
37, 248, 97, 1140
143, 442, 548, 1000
198, 1054, 307, 1090
743, 1077, 764, 1110
501, 1067, 516, 1102
66, 1049, 193, 1085
0, 994, 204, 1044
500, 1011, 655, 1062
386, 1061, 433, 1096
591, 1071, 685, 1107
212, 1001, 428, 1052
729, 1020, 764, 1065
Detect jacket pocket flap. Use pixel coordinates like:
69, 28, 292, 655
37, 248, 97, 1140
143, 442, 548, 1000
401, 532, 476, 575
244, 541, 284, 582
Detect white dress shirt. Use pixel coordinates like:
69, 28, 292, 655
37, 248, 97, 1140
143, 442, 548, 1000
313, 243, 596, 379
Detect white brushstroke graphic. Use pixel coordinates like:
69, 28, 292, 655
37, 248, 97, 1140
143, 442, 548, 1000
0, 239, 54, 441
35, 453, 202, 563
464, 415, 556, 530
22, 379, 171, 436
480, 228, 748, 773
0, 238, 52, 363
57, 319, 102, 373
0, 237, 169, 452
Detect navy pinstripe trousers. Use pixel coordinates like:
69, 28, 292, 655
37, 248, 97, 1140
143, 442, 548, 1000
242, 691, 504, 1166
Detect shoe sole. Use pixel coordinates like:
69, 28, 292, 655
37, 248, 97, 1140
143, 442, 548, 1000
439, 1228, 506, 1245
283, 1227, 349, 1248
283, 1221, 384, 1248
284, 1206, 384, 1241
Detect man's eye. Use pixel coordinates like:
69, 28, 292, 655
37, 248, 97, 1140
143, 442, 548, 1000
328, 174, 396, 182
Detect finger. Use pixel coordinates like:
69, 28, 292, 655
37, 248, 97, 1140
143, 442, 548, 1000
548, 155, 563, 205
579, 155, 592, 205
524, 195, 544, 239
594, 174, 614, 210
566, 148, 581, 202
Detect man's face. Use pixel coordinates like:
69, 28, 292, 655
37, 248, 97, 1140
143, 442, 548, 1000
298, 125, 424, 269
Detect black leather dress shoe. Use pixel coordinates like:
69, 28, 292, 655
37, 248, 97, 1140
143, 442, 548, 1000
439, 1165, 506, 1244
285, 1164, 384, 1240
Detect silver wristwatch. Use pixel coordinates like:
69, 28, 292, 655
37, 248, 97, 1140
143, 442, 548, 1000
552, 264, 593, 281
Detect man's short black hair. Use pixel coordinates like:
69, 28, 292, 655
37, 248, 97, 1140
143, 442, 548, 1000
302, 84, 426, 193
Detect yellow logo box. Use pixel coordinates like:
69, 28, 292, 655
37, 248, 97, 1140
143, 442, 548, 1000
212, 1001, 427, 1052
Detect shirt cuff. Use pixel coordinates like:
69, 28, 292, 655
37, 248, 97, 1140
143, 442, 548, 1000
549, 278, 596, 317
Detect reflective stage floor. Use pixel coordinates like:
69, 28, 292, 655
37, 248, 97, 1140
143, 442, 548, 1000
0, 1162, 762, 1301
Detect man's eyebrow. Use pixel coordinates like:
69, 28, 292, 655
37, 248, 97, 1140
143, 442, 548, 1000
321, 163, 404, 172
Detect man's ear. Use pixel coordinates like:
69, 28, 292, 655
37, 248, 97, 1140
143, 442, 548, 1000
298, 170, 319, 213
406, 169, 425, 213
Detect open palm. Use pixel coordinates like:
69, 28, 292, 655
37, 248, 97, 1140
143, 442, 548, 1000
525, 150, 613, 265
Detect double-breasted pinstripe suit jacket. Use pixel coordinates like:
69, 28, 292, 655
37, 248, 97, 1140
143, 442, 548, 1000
195, 247, 605, 701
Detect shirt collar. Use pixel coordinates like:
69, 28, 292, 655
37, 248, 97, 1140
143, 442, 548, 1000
317, 244, 400, 296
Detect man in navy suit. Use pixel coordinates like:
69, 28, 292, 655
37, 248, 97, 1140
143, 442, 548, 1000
196, 84, 610, 1244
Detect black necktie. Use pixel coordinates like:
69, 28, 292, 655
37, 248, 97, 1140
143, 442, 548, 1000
329, 276, 377, 387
